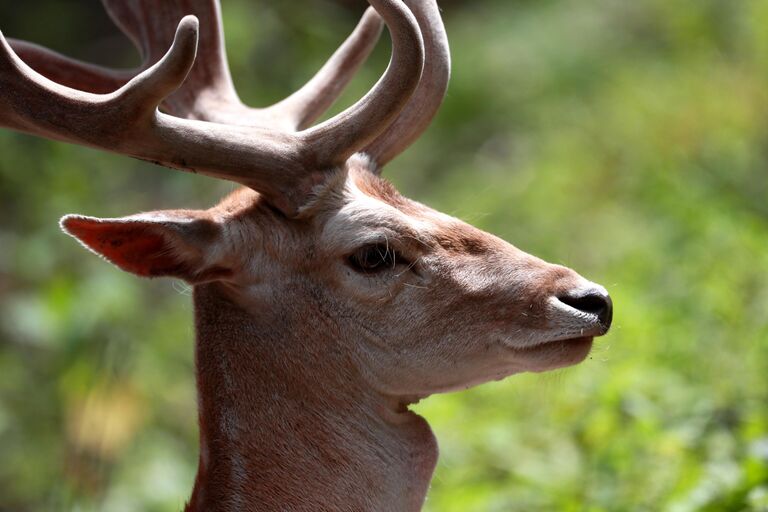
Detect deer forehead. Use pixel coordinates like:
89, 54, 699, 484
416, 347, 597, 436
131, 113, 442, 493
321, 169, 482, 256
210, 166, 506, 265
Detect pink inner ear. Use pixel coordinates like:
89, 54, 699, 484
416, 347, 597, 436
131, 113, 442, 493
62, 217, 188, 277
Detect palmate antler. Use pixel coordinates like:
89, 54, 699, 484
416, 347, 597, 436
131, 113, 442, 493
0, 0, 449, 216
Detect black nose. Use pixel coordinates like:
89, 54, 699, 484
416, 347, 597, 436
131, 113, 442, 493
558, 287, 613, 330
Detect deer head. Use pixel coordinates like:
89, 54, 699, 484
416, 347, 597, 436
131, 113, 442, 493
0, 0, 612, 509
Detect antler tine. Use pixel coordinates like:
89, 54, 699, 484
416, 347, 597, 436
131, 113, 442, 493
116, 17, 201, 114
363, 0, 450, 170
301, 0, 424, 167
105, 0, 385, 131
101, 0, 243, 122
264, 7, 383, 130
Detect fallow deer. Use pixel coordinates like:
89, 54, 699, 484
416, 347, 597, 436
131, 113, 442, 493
0, 0, 613, 510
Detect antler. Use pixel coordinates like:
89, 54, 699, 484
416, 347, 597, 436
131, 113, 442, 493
102, 0, 388, 131
363, 0, 451, 169
10, 0, 384, 131
6, 39, 132, 94
0, 0, 424, 216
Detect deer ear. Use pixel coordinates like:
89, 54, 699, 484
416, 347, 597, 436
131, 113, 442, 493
60, 211, 232, 284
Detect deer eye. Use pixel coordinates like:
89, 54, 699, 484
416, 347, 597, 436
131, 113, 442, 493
347, 244, 405, 274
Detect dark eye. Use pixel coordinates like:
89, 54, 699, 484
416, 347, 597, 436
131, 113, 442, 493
347, 244, 405, 274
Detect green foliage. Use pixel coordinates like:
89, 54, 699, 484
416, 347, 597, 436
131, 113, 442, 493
0, 0, 766, 510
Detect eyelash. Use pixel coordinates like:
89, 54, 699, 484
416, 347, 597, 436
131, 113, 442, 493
347, 243, 409, 274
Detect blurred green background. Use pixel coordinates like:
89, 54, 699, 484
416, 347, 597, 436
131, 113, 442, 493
1, 0, 767, 510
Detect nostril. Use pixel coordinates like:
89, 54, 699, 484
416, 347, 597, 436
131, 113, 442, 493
560, 294, 606, 315
557, 288, 613, 329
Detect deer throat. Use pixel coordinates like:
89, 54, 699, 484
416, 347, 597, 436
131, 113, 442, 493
185, 283, 438, 512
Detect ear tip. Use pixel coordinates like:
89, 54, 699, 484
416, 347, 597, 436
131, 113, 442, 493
60, 214, 90, 235
59, 214, 78, 235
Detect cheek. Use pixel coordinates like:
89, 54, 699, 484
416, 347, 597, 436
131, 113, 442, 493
328, 262, 422, 306
361, 292, 514, 376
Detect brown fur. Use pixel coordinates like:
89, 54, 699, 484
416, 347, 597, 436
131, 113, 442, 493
353, 169, 425, 215
62, 160, 610, 511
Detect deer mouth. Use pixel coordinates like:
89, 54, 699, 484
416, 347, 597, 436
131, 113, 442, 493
554, 335, 594, 349
505, 335, 594, 371
524, 335, 594, 352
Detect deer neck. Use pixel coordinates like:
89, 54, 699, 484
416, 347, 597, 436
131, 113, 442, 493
185, 283, 438, 512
